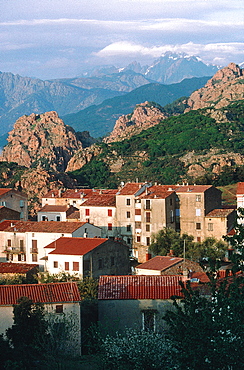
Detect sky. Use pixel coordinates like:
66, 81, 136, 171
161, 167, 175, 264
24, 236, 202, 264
0, 0, 243, 80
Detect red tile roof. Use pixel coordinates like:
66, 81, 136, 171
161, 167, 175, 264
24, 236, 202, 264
0, 188, 27, 198
46, 237, 108, 255
139, 185, 175, 199
43, 188, 117, 199
190, 271, 210, 283
0, 282, 81, 305
206, 209, 235, 217
0, 263, 39, 274
117, 183, 143, 195
0, 220, 87, 233
98, 275, 184, 300
38, 205, 71, 212
135, 256, 184, 271
172, 185, 213, 193
82, 194, 116, 207
237, 182, 244, 195
67, 211, 80, 219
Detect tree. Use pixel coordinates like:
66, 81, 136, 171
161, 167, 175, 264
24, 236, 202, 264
164, 277, 244, 370
149, 227, 194, 257
186, 237, 228, 265
6, 296, 48, 368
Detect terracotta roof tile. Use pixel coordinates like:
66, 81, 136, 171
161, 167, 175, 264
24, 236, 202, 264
136, 256, 184, 271
0, 282, 81, 305
139, 185, 175, 199
98, 275, 184, 300
0, 220, 87, 233
46, 237, 108, 255
206, 209, 235, 217
67, 211, 80, 219
82, 194, 116, 207
117, 183, 143, 195
0, 263, 39, 274
0, 188, 27, 198
38, 205, 71, 212
172, 185, 213, 193
237, 182, 244, 195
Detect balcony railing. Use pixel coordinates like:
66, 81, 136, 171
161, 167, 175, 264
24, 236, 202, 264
4, 246, 26, 254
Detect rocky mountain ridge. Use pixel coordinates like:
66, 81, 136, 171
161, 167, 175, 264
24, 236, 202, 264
185, 63, 244, 112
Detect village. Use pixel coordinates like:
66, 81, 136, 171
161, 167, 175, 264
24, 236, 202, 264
0, 181, 243, 366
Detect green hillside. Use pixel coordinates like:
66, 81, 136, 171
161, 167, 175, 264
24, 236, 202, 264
68, 101, 244, 188
62, 76, 210, 138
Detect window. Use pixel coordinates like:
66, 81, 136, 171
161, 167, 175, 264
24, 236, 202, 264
126, 198, 130, 206
7, 239, 11, 247
208, 223, 213, 231
135, 209, 141, 215
32, 240, 38, 253
196, 209, 201, 216
19, 240, 24, 252
146, 212, 150, 223
136, 236, 141, 243
170, 210, 174, 223
18, 254, 26, 262
108, 223, 112, 230
196, 223, 201, 230
98, 259, 103, 269
146, 237, 150, 246
135, 221, 141, 229
146, 224, 150, 232
56, 215, 61, 221
170, 198, 173, 206
126, 211, 130, 218
53, 261, 58, 268
55, 305, 63, 314
73, 262, 79, 271
142, 310, 156, 332
20, 212, 24, 219
127, 224, 131, 232
6, 254, 13, 261
19, 200, 25, 208
42, 215, 47, 221
108, 209, 112, 217
196, 195, 201, 202
85, 209, 90, 216
32, 254, 37, 262
64, 262, 69, 271
197, 237, 201, 242
145, 200, 151, 210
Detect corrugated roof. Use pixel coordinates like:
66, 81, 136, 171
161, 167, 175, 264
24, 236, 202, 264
98, 275, 184, 300
0, 220, 87, 233
117, 183, 143, 195
206, 209, 235, 217
0, 263, 39, 274
82, 194, 116, 207
0, 282, 81, 305
135, 256, 183, 271
237, 182, 244, 195
46, 237, 108, 255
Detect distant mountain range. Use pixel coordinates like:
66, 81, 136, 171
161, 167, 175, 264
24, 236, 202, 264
0, 52, 218, 144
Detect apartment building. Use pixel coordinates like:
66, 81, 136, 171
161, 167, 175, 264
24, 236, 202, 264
0, 188, 28, 221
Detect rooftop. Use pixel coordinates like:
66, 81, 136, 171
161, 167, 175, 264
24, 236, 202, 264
82, 194, 116, 207
38, 205, 72, 212
0, 220, 87, 233
135, 256, 184, 271
46, 237, 109, 255
98, 275, 184, 300
117, 183, 143, 195
237, 182, 244, 195
206, 209, 235, 217
138, 185, 175, 199
0, 262, 39, 274
0, 282, 81, 305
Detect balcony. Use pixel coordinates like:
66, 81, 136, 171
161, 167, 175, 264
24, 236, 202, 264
4, 246, 26, 254
30, 248, 38, 254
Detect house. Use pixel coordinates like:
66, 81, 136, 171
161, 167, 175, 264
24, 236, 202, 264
0, 188, 28, 221
45, 237, 130, 277
79, 192, 118, 238
0, 220, 101, 268
37, 204, 79, 222
98, 275, 185, 335
236, 182, 244, 209
0, 262, 39, 282
0, 282, 81, 355
204, 208, 236, 240
116, 182, 176, 260
0, 206, 21, 222
135, 255, 204, 277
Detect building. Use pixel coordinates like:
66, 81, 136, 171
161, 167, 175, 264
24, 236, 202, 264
236, 182, 244, 209
37, 205, 79, 222
45, 237, 130, 277
98, 275, 185, 335
0, 282, 81, 355
0, 220, 101, 268
0, 188, 28, 221
0, 262, 39, 282
205, 209, 236, 240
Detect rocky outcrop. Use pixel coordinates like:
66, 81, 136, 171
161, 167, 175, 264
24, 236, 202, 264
66, 144, 103, 172
185, 63, 244, 112
1, 111, 82, 172
104, 101, 168, 143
